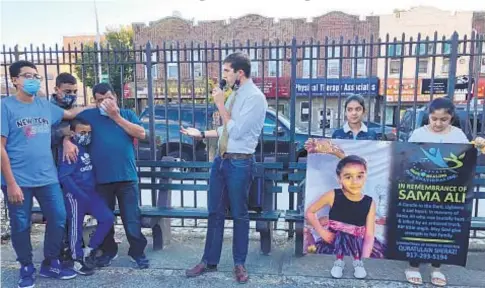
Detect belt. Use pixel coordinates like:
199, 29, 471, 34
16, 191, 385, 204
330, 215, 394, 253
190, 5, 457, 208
222, 153, 253, 160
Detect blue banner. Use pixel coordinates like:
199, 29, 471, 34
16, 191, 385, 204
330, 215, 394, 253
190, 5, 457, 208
295, 77, 379, 97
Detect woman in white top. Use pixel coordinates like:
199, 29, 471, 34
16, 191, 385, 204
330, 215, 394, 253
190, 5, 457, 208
406, 97, 468, 287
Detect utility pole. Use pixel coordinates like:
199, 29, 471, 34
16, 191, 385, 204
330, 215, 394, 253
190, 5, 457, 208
94, 0, 102, 81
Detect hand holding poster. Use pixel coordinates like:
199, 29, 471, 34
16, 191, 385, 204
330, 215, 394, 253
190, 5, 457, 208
303, 139, 477, 267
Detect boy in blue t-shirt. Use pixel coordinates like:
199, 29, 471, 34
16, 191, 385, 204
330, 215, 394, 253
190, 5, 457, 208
1, 60, 85, 288
58, 119, 114, 276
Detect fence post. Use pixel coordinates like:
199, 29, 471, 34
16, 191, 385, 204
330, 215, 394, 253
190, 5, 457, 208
145, 41, 157, 163
288, 38, 298, 239
289, 38, 297, 163
447, 32, 459, 101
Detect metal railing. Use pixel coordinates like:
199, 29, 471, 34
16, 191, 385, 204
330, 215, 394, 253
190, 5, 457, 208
1, 32, 485, 233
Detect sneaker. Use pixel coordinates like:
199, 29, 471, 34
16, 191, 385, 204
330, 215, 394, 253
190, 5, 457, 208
95, 253, 118, 268
73, 260, 95, 276
39, 259, 77, 280
353, 259, 367, 279
330, 259, 345, 278
83, 248, 98, 270
18, 264, 35, 288
130, 255, 150, 269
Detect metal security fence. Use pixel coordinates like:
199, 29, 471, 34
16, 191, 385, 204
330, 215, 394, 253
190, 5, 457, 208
1, 32, 485, 232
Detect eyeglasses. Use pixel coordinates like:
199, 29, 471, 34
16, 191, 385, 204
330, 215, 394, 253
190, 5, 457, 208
18, 73, 43, 81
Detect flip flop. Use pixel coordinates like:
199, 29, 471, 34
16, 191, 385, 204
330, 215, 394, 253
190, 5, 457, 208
405, 269, 423, 285
431, 270, 447, 287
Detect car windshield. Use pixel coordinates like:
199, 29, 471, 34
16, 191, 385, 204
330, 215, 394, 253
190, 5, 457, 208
266, 108, 307, 133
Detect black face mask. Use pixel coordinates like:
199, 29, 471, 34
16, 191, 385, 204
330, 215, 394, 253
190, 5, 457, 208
232, 75, 241, 90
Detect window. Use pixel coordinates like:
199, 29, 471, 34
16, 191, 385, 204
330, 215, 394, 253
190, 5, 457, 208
443, 43, 451, 55
263, 116, 278, 135
351, 46, 367, 77
269, 48, 283, 77
302, 47, 318, 78
249, 49, 259, 77
441, 58, 450, 74
221, 48, 234, 71
189, 50, 204, 78
399, 111, 413, 133
269, 104, 287, 116
300, 102, 310, 122
390, 59, 400, 74
143, 52, 159, 79
414, 43, 433, 56
164, 51, 178, 80
326, 47, 340, 78
388, 44, 403, 57
47, 73, 54, 80
418, 58, 428, 74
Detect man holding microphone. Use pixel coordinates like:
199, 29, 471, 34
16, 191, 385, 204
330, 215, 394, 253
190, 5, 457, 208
181, 52, 267, 284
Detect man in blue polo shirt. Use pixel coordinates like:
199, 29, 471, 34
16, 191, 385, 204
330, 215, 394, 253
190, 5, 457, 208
65, 83, 149, 269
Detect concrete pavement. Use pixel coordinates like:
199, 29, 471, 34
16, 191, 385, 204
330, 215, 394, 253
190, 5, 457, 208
1, 225, 484, 288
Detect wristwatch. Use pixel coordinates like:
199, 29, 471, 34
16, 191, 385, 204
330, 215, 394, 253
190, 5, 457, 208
201, 131, 205, 139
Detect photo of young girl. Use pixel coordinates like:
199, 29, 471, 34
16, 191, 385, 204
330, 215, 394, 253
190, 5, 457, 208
303, 139, 390, 279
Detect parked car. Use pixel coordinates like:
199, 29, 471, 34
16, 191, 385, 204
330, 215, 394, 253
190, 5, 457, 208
455, 103, 484, 136
136, 104, 332, 164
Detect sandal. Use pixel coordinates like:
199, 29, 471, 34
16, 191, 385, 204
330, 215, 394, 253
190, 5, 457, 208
431, 270, 447, 287
405, 269, 423, 285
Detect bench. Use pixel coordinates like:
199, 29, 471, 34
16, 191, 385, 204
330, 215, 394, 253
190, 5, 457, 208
284, 159, 485, 256
31, 156, 285, 255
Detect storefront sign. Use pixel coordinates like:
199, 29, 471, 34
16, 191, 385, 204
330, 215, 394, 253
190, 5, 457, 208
253, 77, 290, 98
380, 78, 420, 97
421, 78, 447, 95
295, 77, 379, 97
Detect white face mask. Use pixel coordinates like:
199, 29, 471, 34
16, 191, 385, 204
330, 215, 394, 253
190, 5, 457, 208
99, 101, 108, 116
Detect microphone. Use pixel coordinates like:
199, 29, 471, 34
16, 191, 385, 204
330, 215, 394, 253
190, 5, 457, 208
219, 79, 227, 90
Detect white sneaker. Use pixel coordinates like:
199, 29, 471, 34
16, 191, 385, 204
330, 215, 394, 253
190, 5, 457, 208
330, 259, 345, 278
83, 247, 93, 258
353, 259, 367, 279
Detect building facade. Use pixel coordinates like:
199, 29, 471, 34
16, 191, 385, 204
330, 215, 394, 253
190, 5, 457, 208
131, 12, 380, 129
378, 6, 483, 125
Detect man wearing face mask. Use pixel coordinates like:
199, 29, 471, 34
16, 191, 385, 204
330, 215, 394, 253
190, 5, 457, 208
51, 73, 79, 164
58, 119, 115, 276
1, 61, 87, 287
181, 52, 268, 284
49, 72, 80, 266
64, 83, 149, 269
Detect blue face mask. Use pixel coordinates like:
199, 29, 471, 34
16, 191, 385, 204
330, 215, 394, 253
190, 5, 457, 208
74, 133, 91, 146
22, 79, 41, 96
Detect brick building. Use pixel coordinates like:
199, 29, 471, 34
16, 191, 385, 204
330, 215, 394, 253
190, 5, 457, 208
378, 6, 485, 126
132, 12, 379, 129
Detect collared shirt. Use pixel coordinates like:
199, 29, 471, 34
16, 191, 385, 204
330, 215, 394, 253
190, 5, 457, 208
332, 122, 377, 140
216, 78, 268, 154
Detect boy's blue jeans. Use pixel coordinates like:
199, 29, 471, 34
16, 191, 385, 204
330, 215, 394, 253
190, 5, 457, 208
2, 183, 66, 266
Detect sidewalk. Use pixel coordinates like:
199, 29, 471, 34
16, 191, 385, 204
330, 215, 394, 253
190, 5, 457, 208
1, 224, 485, 288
